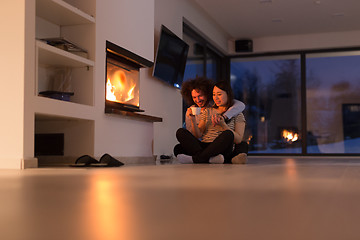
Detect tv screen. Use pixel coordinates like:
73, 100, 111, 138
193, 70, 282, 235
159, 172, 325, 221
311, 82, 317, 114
153, 25, 189, 89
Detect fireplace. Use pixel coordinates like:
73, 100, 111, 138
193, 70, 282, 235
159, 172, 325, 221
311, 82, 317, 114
105, 41, 153, 113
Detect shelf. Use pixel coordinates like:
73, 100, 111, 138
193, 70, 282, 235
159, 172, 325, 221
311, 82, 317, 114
36, 0, 95, 25
105, 108, 163, 123
37, 40, 94, 67
34, 96, 95, 121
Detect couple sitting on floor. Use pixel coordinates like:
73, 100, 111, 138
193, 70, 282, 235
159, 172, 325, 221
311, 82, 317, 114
174, 77, 248, 164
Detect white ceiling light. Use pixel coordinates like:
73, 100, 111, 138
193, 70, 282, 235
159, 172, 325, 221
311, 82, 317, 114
272, 18, 283, 23
332, 12, 345, 17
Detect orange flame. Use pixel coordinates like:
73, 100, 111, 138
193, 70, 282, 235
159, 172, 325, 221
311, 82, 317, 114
126, 85, 135, 102
106, 69, 136, 103
106, 79, 116, 101
246, 135, 253, 144
282, 130, 298, 142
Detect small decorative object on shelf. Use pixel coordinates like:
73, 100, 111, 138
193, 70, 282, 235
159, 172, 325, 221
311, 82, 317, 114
39, 91, 74, 101
39, 37, 88, 58
38, 67, 74, 102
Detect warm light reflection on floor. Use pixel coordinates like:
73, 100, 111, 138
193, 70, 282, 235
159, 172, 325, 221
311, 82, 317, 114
285, 158, 298, 182
89, 174, 134, 240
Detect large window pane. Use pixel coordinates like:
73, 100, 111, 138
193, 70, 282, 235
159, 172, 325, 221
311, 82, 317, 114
183, 35, 204, 80
206, 49, 219, 80
231, 55, 301, 154
183, 58, 204, 80
183, 23, 224, 82
306, 51, 360, 154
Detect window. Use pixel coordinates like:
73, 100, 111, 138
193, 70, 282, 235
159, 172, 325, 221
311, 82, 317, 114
231, 55, 302, 154
306, 51, 360, 154
183, 23, 225, 82
182, 36, 204, 80
230, 48, 360, 156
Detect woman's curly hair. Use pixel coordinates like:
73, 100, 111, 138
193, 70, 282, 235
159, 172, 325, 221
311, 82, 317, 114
181, 77, 214, 106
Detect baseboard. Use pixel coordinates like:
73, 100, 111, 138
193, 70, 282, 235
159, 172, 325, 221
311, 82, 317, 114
118, 156, 157, 165
22, 158, 38, 169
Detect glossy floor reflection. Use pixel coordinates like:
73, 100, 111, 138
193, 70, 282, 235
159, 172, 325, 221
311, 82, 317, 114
1, 158, 360, 240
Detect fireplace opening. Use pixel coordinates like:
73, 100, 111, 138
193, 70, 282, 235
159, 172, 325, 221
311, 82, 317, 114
105, 41, 153, 113
106, 57, 140, 109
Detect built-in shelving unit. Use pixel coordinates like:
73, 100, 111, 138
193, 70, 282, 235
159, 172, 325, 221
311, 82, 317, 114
35, 0, 95, 109
34, 0, 96, 165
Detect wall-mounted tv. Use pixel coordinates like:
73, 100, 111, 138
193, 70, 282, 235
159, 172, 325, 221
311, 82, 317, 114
152, 25, 189, 89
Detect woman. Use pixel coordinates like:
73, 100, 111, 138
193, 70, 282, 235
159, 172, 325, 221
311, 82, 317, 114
176, 81, 247, 164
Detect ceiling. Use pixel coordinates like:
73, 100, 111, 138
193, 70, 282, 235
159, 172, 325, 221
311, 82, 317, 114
189, 0, 360, 39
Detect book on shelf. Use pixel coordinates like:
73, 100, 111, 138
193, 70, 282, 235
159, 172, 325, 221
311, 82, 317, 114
39, 37, 88, 58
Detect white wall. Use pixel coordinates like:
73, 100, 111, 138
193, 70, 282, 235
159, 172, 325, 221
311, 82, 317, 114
0, 0, 26, 169
94, 0, 156, 158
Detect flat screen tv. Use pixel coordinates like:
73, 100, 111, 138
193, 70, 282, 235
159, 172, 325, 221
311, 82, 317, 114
152, 25, 189, 89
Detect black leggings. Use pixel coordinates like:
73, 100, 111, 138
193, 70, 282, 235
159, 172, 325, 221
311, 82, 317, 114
232, 141, 249, 158
173, 128, 234, 163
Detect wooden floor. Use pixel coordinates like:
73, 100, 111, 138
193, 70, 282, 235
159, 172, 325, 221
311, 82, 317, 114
1, 157, 360, 240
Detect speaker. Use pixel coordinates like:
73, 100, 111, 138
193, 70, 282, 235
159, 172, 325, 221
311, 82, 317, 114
235, 39, 253, 52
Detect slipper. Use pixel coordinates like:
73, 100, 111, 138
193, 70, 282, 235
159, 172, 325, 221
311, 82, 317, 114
70, 155, 99, 167
90, 153, 124, 167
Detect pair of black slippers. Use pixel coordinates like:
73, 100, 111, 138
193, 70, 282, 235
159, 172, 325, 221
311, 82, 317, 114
70, 153, 124, 167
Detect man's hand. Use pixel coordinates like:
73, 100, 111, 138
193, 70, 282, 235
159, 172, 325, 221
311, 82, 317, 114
186, 108, 197, 123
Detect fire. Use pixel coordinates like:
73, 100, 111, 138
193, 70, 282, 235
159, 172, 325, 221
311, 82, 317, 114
106, 70, 136, 103
246, 135, 253, 144
126, 85, 135, 101
282, 130, 298, 142
106, 79, 116, 101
